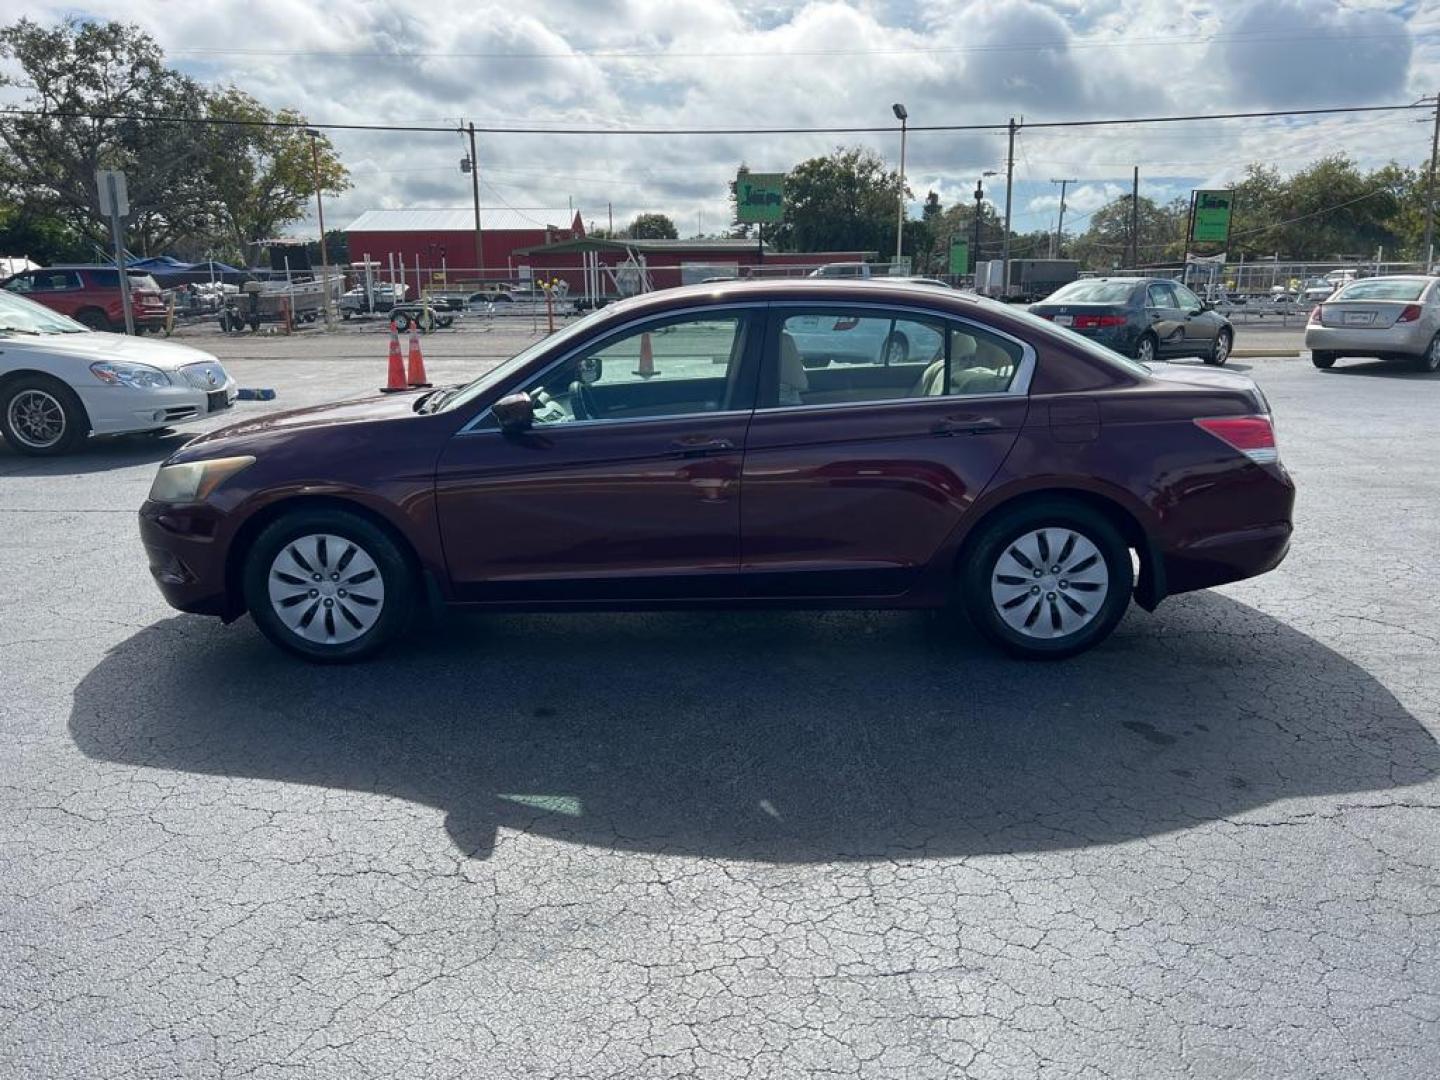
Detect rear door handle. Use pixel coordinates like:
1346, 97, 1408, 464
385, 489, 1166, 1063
667, 437, 735, 458
932, 417, 1002, 437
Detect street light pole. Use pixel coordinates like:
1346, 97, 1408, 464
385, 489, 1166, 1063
893, 103, 908, 265
1001, 118, 1017, 294
1050, 178, 1076, 259
304, 130, 335, 326
973, 170, 997, 282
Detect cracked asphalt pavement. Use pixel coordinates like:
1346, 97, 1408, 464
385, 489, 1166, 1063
1, 332, 1437, 1078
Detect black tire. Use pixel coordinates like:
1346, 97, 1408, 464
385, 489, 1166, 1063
1204, 329, 1232, 366
1311, 351, 1337, 369
0, 373, 90, 456
74, 308, 111, 332
1415, 335, 1440, 373
1133, 333, 1158, 365
390, 310, 411, 332
243, 507, 415, 663
960, 499, 1134, 660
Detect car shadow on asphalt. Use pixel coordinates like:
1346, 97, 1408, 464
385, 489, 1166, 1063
1320, 362, 1438, 379
0, 431, 189, 475
69, 592, 1438, 863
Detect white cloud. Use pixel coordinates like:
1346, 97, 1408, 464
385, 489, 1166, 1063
3, 0, 1430, 241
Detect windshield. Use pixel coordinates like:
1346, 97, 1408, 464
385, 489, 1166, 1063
1003, 303, 1152, 377
1336, 278, 1428, 302
438, 304, 619, 413
1045, 280, 1136, 304
0, 289, 88, 334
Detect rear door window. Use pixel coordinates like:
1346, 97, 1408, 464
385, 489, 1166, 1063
1146, 283, 1178, 308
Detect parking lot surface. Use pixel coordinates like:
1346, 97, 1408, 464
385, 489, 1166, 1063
1, 336, 1436, 1078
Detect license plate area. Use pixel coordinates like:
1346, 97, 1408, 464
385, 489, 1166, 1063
1053, 315, 1074, 326
1343, 311, 1375, 325
207, 390, 231, 413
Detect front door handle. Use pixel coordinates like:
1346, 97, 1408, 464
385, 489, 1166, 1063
667, 437, 735, 458
932, 417, 1002, 437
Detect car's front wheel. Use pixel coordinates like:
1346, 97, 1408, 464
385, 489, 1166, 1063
1, 375, 89, 456
243, 508, 415, 662
961, 500, 1133, 659
1204, 329, 1232, 366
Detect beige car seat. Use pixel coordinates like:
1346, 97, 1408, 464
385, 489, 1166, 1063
778, 331, 809, 405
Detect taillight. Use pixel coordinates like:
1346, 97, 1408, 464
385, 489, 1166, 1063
1072, 313, 1127, 329
1397, 304, 1422, 323
1309, 304, 1323, 324
1194, 415, 1278, 465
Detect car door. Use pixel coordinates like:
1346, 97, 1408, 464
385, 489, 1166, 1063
739, 304, 1030, 598
1170, 282, 1217, 355
1144, 282, 1187, 357
434, 306, 761, 602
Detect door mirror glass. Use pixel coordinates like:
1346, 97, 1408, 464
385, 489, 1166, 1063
493, 392, 535, 432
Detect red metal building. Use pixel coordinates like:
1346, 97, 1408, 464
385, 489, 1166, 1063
343, 207, 584, 284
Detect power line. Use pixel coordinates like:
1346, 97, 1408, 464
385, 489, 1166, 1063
0, 102, 1431, 137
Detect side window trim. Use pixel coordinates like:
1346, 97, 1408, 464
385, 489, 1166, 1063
458, 303, 767, 435
759, 301, 1035, 411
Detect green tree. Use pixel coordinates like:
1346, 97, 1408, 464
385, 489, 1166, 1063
0, 18, 217, 254
628, 212, 678, 240
1070, 195, 1186, 269
202, 87, 350, 261
768, 147, 908, 254
0, 199, 91, 263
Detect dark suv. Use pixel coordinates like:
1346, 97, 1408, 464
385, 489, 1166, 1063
1029, 277, 1234, 366
139, 280, 1293, 663
1, 265, 167, 332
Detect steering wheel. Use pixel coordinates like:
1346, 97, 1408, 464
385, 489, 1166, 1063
568, 380, 600, 422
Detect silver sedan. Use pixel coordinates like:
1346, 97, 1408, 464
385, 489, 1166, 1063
1305, 275, 1440, 371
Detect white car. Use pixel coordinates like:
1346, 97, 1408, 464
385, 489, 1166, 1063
0, 290, 236, 456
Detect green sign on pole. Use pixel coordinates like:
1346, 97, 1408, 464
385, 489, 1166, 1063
948, 237, 969, 275
736, 172, 786, 224
1191, 190, 1234, 244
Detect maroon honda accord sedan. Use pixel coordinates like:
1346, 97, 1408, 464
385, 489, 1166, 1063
138, 280, 1294, 662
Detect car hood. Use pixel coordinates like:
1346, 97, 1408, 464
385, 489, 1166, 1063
1, 330, 221, 371
173, 389, 433, 460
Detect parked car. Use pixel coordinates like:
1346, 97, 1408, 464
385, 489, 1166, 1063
139, 279, 1293, 663
1300, 278, 1335, 304
1, 264, 167, 332
1028, 277, 1234, 365
1305, 275, 1440, 371
0, 290, 236, 456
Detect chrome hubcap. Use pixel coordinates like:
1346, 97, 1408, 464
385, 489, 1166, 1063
268, 533, 385, 645
1215, 335, 1229, 362
990, 528, 1109, 640
1137, 339, 1154, 363
7, 389, 66, 448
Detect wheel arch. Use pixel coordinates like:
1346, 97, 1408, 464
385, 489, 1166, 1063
0, 367, 93, 435
223, 493, 431, 621
953, 484, 1166, 611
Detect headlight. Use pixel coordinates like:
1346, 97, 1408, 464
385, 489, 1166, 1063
148, 456, 255, 503
91, 361, 171, 389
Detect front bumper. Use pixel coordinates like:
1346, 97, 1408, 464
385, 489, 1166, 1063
1305, 323, 1430, 356
138, 501, 233, 617
76, 374, 238, 436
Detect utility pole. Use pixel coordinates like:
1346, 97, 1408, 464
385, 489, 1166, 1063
1001, 118, 1017, 293
1129, 166, 1140, 270
607, 202, 614, 235
305, 130, 334, 325
465, 123, 485, 281
1050, 178, 1076, 259
1424, 93, 1439, 271
893, 103, 909, 263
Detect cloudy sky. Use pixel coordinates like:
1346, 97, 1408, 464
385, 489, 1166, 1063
7, 0, 1439, 243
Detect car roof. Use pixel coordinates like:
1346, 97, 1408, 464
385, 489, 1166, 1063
601, 278, 997, 318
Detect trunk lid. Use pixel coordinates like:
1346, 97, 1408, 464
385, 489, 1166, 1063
1319, 301, 1409, 329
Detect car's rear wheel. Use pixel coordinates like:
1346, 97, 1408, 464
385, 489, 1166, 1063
74, 308, 111, 332
1311, 351, 1337, 369
961, 500, 1133, 659
1204, 329, 1232, 366
243, 508, 415, 662
1416, 334, 1440, 373
1134, 333, 1157, 365
1, 375, 89, 456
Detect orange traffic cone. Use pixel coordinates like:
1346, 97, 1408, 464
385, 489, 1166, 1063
406, 324, 431, 388
633, 332, 656, 378
380, 322, 407, 392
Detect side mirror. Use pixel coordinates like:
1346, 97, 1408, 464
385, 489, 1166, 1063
492, 392, 534, 432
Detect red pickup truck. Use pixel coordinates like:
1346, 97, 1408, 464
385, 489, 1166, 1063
0, 265, 167, 332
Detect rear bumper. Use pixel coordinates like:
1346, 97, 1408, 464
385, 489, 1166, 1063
1161, 521, 1292, 595
1305, 324, 1430, 356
